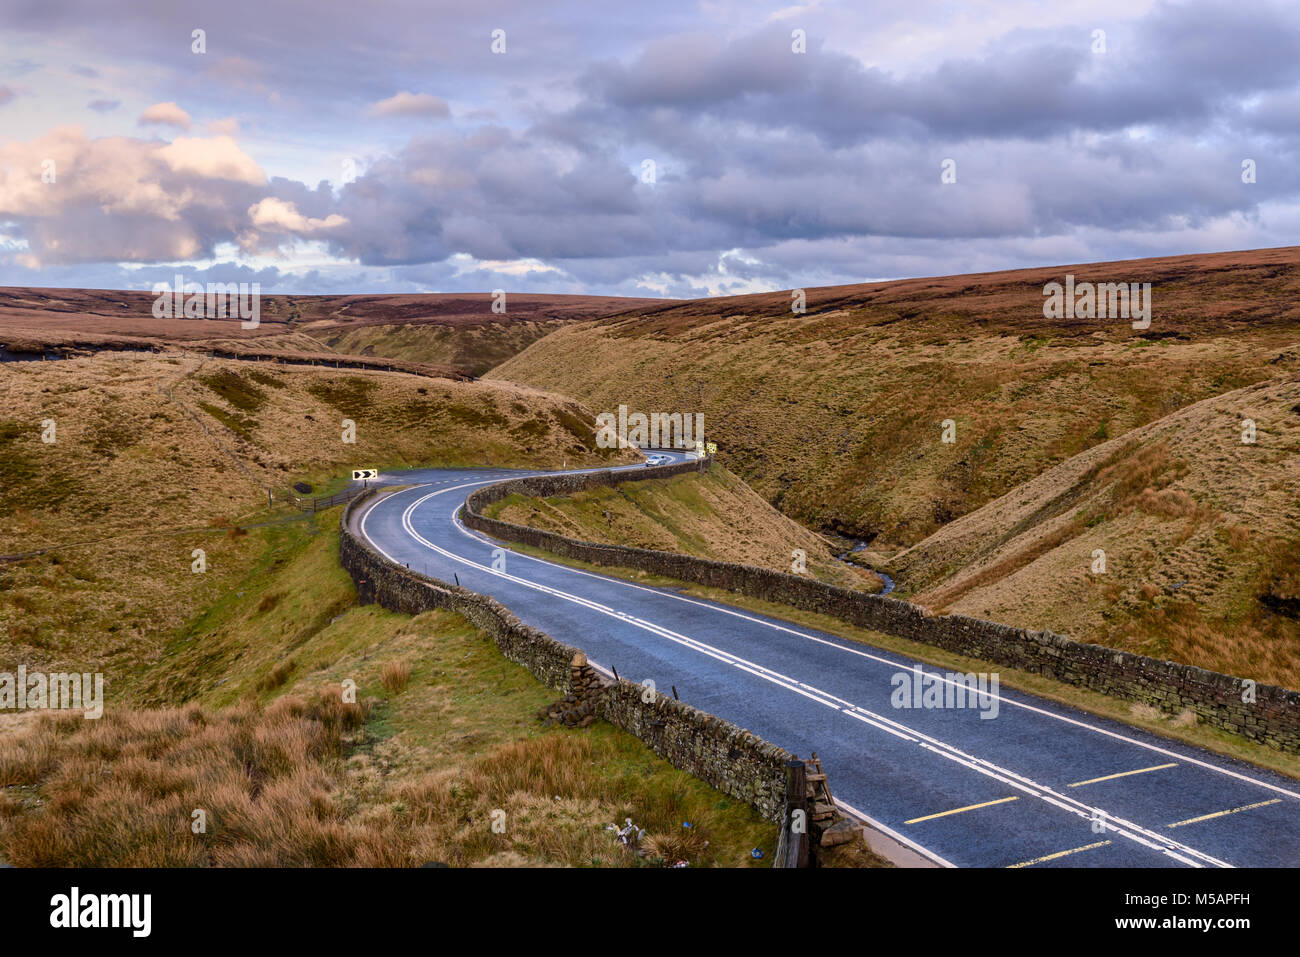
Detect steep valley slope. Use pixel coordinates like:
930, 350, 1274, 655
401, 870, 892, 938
493, 247, 1300, 555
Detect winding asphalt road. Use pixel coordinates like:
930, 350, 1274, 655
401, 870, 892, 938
354, 452, 1300, 868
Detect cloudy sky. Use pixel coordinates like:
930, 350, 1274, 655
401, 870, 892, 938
1, 0, 1297, 297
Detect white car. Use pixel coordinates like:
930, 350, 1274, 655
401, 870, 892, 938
644, 454, 668, 466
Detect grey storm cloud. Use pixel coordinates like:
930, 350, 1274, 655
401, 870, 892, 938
323, 128, 672, 265
3, 0, 1300, 293
573, 3, 1300, 146
0, 0, 692, 120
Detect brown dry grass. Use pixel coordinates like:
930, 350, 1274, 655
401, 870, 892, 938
315, 319, 571, 378
496, 246, 1300, 550
0, 689, 370, 867
258, 659, 295, 692
0, 348, 789, 869
380, 660, 411, 695
641, 827, 711, 866
487, 465, 881, 591
0, 504, 780, 868
0, 287, 671, 376
0, 352, 634, 682
0, 685, 772, 868
894, 377, 1300, 686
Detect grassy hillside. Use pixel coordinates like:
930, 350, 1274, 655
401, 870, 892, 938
0, 353, 805, 867
0, 352, 633, 681
292, 292, 674, 375
310, 318, 567, 378
0, 287, 670, 377
888, 376, 1300, 687
494, 247, 1300, 553
485, 466, 882, 591
0, 514, 778, 867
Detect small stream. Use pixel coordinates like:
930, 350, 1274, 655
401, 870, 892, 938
0, 349, 74, 363
835, 540, 895, 595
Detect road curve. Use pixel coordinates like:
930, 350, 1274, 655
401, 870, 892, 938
354, 454, 1300, 868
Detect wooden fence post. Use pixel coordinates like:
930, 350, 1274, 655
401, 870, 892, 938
782, 760, 810, 868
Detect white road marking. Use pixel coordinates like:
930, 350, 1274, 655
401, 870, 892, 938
361, 482, 1236, 868
446, 500, 1300, 805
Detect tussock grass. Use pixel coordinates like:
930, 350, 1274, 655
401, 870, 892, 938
0, 509, 778, 867
380, 660, 411, 695
0, 690, 369, 867
258, 659, 295, 692
642, 827, 711, 866
0, 685, 775, 868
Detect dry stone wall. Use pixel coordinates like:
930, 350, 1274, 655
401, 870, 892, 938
462, 464, 1300, 755
339, 486, 795, 822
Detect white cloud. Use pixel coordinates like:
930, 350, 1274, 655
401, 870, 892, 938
159, 135, 265, 185
248, 197, 348, 234
446, 253, 563, 277
0, 127, 269, 263
368, 91, 450, 118
138, 101, 192, 130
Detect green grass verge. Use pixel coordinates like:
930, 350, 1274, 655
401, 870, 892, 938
124, 507, 785, 867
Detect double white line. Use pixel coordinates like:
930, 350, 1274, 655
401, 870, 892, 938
361, 481, 1244, 868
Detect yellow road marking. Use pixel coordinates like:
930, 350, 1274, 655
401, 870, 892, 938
1168, 799, 1282, 829
905, 796, 1018, 825
1068, 762, 1177, 788
1007, 840, 1111, 868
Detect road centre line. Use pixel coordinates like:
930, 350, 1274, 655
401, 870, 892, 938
363, 483, 1233, 868
833, 796, 956, 868
444, 491, 1300, 806
913, 739, 1215, 867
